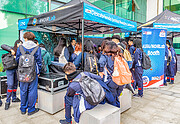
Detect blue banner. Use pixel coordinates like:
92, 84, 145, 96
83, 3, 137, 32
153, 23, 180, 32
18, 18, 29, 30
142, 28, 167, 88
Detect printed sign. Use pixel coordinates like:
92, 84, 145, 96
142, 28, 167, 88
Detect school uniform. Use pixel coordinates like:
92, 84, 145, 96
98, 54, 124, 108
16, 41, 42, 114
1, 44, 20, 105
167, 47, 176, 84
73, 52, 87, 69
64, 71, 101, 123
164, 45, 169, 85
132, 48, 143, 96
40, 47, 51, 74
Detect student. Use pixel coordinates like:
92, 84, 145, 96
166, 40, 176, 84
132, 39, 143, 97
98, 41, 124, 107
16, 32, 42, 115
39, 43, 51, 74
59, 62, 101, 124
97, 45, 102, 59
74, 40, 96, 69
112, 35, 121, 44
54, 38, 69, 63
69, 42, 82, 62
1, 40, 22, 110
0, 97, 2, 107
128, 38, 135, 59
67, 39, 76, 59
164, 43, 169, 86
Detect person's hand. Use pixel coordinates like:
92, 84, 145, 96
11, 49, 15, 55
38, 74, 40, 77
99, 72, 104, 78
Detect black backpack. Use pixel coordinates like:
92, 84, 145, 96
17, 46, 39, 83
41, 52, 47, 74
84, 52, 98, 74
142, 51, 151, 70
73, 72, 105, 106
1, 53, 17, 70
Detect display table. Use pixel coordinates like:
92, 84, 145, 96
38, 73, 68, 114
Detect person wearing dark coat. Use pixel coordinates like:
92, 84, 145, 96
67, 39, 76, 60
1, 40, 22, 110
16, 32, 42, 115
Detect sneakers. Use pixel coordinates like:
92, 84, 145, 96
21, 111, 26, 115
163, 83, 167, 86
0, 100, 2, 107
28, 108, 39, 116
59, 119, 72, 124
133, 94, 143, 98
5, 102, 10, 110
12, 97, 21, 102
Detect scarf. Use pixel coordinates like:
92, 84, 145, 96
67, 70, 82, 81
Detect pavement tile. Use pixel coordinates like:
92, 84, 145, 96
149, 116, 177, 124
1, 114, 28, 124
26, 110, 47, 119
130, 110, 152, 122
157, 94, 176, 101
30, 114, 58, 124
121, 115, 146, 124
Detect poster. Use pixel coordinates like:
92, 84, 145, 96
142, 28, 167, 88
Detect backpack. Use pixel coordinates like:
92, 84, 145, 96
17, 46, 39, 83
142, 51, 151, 70
106, 56, 132, 85
1, 53, 17, 70
59, 47, 68, 64
41, 52, 47, 74
73, 72, 105, 106
84, 52, 98, 74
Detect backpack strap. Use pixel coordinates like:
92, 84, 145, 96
19, 45, 26, 55
72, 72, 85, 82
30, 46, 39, 56
42, 51, 47, 58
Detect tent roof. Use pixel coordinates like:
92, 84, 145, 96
138, 10, 180, 32
18, 0, 137, 35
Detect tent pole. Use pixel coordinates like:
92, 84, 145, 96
82, 19, 85, 70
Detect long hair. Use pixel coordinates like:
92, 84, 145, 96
14, 40, 23, 54
84, 40, 95, 53
133, 39, 143, 51
53, 38, 66, 57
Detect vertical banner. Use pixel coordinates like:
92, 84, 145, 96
142, 28, 167, 88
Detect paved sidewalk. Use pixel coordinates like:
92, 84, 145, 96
0, 73, 180, 124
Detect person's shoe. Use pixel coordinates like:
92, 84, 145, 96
21, 111, 26, 115
28, 108, 39, 116
5, 102, 10, 110
169, 81, 174, 84
12, 97, 21, 102
59, 119, 72, 124
163, 83, 167, 86
0, 100, 2, 107
133, 94, 143, 98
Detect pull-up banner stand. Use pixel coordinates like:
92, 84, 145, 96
142, 28, 167, 88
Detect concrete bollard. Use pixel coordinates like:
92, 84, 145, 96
119, 88, 132, 113
79, 103, 120, 124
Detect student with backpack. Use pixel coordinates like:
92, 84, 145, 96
166, 40, 176, 84
39, 43, 51, 74
74, 40, 98, 74
53, 38, 69, 64
1, 40, 22, 110
16, 32, 42, 115
132, 39, 143, 97
164, 43, 169, 86
98, 41, 126, 108
59, 62, 104, 124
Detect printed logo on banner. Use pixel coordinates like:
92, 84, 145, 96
85, 9, 92, 14
39, 15, 56, 24
18, 18, 29, 30
32, 18, 37, 26
159, 30, 166, 37
143, 31, 152, 35
143, 76, 149, 86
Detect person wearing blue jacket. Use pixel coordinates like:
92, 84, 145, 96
132, 39, 143, 97
166, 40, 176, 84
1, 40, 22, 110
16, 32, 42, 115
164, 44, 169, 86
98, 41, 124, 108
0, 97, 2, 107
59, 62, 101, 124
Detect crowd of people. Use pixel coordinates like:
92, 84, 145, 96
0, 31, 177, 124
